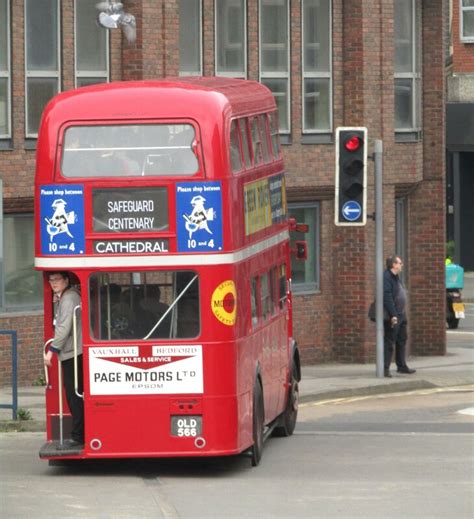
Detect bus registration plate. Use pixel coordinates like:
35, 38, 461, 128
171, 416, 202, 438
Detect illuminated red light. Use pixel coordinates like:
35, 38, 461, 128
344, 135, 361, 152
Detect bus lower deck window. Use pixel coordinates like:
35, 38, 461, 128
89, 270, 200, 341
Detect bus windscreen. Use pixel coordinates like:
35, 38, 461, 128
61, 124, 199, 177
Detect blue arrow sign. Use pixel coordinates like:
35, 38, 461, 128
342, 201, 362, 222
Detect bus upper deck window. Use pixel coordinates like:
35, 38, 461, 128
258, 115, 271, 163
269, 112, 281, 160
230, 120, 243, 173
240, 118, 252, 168
61, 124, 199, 178
250, 118, 263, 166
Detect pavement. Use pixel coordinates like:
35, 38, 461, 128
1, 341, 473, 432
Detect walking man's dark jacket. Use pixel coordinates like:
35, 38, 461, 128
383, 269, 403, 320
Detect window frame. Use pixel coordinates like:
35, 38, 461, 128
179, 0, 203, 75
460, 0, 474, 42
394, 0, 422, 134
259, 0, 291, 134
289, 201, 320, 293
395, 197, 408, 284
24, 0, 61, 138
215, 0, 247, 78
0, 0, 11, 141
74, 0, 110, 88
301, 0, 333, 134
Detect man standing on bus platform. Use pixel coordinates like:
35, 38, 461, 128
43, 271, 84, 449
383, 255, 416, 378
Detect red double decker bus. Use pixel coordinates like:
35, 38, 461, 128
35, 77, 301, 466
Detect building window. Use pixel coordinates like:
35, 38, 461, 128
289, 202, 320, 292
25, 0, 60, 137
179, 0, 202, 75
302, 0, 332, 133
394, 0, 421, 132
395, 197, 408, 283
1, 215, 43, 311
259, 0, 290, 133
75, 0, 109, 87
215, 0, 247, 77
0, 0, 11, 139
461, 0, 474, 42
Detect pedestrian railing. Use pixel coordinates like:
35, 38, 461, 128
0, 330, 18, 420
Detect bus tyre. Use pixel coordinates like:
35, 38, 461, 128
273, 364, 299, 437
251, 380, 264, 467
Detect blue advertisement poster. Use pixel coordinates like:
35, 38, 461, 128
176, 182, 223, 252
40, 184, 85, 255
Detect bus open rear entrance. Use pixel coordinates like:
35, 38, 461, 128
35, 78, 301, 466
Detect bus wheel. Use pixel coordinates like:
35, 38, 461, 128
251, 380, 264, 467
273, 365, 299, 437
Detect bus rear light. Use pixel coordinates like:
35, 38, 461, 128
170, 399, 202, 414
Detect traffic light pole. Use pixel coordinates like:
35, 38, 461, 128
374, 140, 384, 378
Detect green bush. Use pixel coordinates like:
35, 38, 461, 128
32, 374, 46, 387
17, 408, 32, 421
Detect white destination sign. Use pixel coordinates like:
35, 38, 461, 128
89, 345, 203, 395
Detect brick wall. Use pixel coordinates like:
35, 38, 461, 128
0, 314, 44, 386
0, 0, 447, 384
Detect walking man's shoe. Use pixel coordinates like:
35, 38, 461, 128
397, 366, 416, 374
384, 369, 392, 378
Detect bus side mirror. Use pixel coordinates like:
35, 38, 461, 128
292, 241, 307, 261
289, 217, 309, 233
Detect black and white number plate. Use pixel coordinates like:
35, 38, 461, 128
171, 415, 202, 437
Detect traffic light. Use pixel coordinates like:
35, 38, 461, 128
335, 127, 367, 226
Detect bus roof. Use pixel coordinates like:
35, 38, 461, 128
41, 77, 277, 126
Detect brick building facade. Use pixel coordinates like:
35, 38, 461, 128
446, 0, 474, 270
0, 0, 446, 385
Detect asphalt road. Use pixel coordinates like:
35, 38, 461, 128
1, 388, 473, 518
457, 302, 474, 332
447, 302, 474, 348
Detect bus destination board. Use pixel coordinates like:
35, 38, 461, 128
92, 187, 168, 233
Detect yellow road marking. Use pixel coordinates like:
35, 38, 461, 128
300, 385, 474, 408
